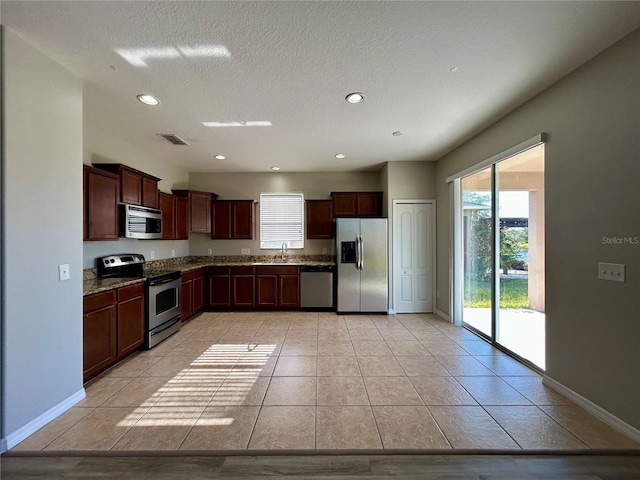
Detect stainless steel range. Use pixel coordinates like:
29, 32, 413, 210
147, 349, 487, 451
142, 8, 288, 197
97, 254, 181, 349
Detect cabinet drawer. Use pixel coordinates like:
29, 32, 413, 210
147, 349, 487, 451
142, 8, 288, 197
207, 266, 230, 275
231, 266, 254, 275
84, 290, 116, 313
118, 283, 144, 302
255, 266, 299, 275
182, 268, 204, 282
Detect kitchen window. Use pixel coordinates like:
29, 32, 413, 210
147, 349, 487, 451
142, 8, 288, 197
259, 192, 304, 249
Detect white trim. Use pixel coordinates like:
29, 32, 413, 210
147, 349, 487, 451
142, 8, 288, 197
0, 388, 86, 452
435, 308, 450, 322
388, 308, 395, 315
445, 133, 546, 183
390, 199, 436, 314
542, 375, 640, 443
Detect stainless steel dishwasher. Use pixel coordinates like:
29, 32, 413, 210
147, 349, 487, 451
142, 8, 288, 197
300, 265, 335, 310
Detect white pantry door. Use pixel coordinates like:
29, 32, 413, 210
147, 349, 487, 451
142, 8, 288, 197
393, 202, 434, 313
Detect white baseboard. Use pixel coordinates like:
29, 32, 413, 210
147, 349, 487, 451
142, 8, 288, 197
435, 309, 450, 322
388, 308, 395, 315
1, 388, 86, 453
542, 375, 640, 443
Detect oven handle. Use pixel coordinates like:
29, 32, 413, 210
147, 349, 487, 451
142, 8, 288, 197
150, 317, 181, 336
148, 277, 180, 286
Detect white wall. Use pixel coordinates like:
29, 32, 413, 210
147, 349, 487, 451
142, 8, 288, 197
434, 29, 640, 430
2, 29, 84, 447
188, 171, 382, 256
82, 124, 189, 268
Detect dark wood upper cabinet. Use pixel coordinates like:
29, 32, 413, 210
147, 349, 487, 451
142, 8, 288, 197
211, 201, 231, 239
306, 200, 334, 239
93, 163, 161, 208
175, 196, 189, 240
331, 191, 383, 217
142, 176, 159, 209
159, 192, 176, 240
173, 190, 216, 233
211, 200, 254, 239
84, 165, 120, 241
232, 201, 254, 239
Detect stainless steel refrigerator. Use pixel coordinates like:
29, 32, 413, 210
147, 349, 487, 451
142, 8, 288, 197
336, 217, 388, 313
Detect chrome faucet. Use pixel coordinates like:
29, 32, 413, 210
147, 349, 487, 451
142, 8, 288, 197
281, 241, 288, 262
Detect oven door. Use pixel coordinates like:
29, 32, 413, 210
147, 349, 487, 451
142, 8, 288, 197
147, 276, 181, 329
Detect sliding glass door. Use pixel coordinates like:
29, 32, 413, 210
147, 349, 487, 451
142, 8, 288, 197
457, 143, 545, 370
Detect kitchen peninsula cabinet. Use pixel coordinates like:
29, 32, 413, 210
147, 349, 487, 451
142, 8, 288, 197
83, 283, 145, 382
181, 268, 205, 321
83, 165, 120, 241
172, 190, 217, 233
331, 191, 383, 217
93, 163, 160, 209
306, 200, 334, 239
211, 200, 254, 239
255, 266, 300, 309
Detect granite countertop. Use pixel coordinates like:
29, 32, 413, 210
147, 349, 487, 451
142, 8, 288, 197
84, 256, 336, 296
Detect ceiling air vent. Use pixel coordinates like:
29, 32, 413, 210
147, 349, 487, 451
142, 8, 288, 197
158, 134, 189, 146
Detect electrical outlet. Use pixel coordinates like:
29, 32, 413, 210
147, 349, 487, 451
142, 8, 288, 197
58, 264, 70, 281
241, 248, 250, 255
150, 251, 155, 259
598, 262, 625, 283
171, 249, 176, 257
207, 248, 212, 255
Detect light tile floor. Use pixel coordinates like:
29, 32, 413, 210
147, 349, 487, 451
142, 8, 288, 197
12, 312, 640, 452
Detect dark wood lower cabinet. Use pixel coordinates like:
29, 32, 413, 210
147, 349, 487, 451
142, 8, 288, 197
233, 272, 255, 308
181, 268, 205, 322
255, 275, 278, 307
279, 274, 300, 308
83, 283, 145, 383
207, 267, 231, 308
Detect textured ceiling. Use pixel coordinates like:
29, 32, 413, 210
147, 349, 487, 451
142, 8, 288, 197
3, 1, 640, 173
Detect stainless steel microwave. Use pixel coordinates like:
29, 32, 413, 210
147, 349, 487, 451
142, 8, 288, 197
120, 204, 162, 239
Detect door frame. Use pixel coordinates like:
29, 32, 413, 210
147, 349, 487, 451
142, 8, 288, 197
390, 199, 436, 314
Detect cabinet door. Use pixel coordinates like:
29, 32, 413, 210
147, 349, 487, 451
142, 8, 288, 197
356, 192, 382, 216
181, 278, 193, 320
142, 177, 159, 208
279, 275, 300, 308
208, 275, 231, 308
233, 275, 255, 307
83, 304, 117, 381
255, 275, 278, 308
121, 169, 142, 205
190, 192, 211, 232
86, 168, 120, 240
159, 192, 176, 240
232, 201, 253, 239
332, 193, 356, 217
117, 296, 145, 357
175, 196, 189, 240
193, 275, 205, 313
306, 200, 334, 239
211, 201, 231, 239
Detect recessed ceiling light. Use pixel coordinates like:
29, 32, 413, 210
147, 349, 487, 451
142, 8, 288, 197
202, 121, 272, 127
335, 153, 346, 159
214, 155, 225, 160
345, 92, 365, 104
270, 166, 280, 171
392, 131, 403, 137
137, 94, 160, 106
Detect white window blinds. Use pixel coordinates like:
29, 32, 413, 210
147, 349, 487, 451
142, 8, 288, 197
260, 193, 304, 249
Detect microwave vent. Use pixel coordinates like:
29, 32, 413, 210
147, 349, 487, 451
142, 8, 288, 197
158, 134, 189, 146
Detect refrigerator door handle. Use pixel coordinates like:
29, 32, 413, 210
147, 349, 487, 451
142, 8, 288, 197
354, 236, 360, 269
359, 235, 364, 270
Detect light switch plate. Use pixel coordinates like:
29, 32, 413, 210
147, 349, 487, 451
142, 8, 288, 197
598, 262, 625, 282
59, 264, 70, 281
